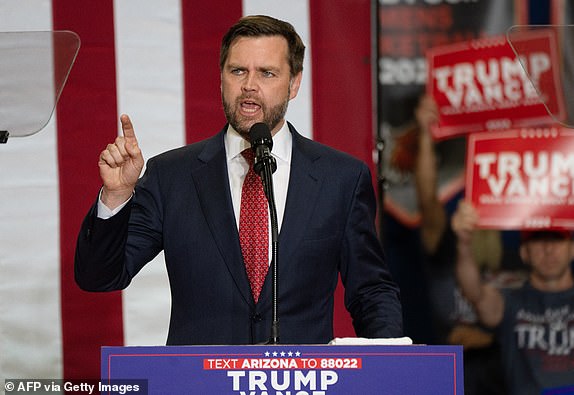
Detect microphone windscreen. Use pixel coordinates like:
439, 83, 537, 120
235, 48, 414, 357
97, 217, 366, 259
249, 122, 273, 150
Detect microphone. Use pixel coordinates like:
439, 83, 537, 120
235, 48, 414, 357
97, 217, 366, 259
249, 123, 277, 176
248, 122, 280, 344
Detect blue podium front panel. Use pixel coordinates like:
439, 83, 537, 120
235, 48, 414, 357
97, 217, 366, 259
101, 344, 463, 394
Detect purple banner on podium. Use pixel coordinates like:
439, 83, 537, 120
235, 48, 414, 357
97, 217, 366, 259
101, 344, 463, 394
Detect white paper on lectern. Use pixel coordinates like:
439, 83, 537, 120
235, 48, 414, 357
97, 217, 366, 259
328, 337, 413, 345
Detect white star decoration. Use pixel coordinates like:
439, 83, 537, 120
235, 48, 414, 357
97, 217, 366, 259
262, 350, 302, 358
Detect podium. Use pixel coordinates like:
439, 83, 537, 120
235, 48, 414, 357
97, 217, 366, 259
101, 344, 463, 394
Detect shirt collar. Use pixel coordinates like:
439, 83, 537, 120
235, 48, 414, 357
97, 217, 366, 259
225, 121, 292, 164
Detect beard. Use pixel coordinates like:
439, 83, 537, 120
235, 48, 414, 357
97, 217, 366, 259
222, 90, 290, 138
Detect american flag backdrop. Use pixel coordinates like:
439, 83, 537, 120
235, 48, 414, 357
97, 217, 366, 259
0, 0, 375, 381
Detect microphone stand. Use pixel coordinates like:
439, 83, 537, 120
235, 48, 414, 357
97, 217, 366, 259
255, 154, 279, 344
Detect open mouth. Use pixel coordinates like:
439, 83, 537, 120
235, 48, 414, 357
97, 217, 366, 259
240, 99, 261, 116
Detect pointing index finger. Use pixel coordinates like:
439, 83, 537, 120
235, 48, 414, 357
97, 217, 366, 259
120, 114, 137, 140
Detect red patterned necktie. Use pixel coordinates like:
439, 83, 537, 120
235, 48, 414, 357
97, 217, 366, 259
239, 149, 269, 303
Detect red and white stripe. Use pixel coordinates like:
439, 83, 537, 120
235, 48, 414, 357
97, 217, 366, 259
0, 0, 374, 380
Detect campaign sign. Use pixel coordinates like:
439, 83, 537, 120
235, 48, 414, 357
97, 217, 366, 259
427, 30, 565, 140
101, 344, 463, 394
466, 127, 574, 229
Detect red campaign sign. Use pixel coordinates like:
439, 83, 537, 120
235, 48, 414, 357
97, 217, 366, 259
427, 30, 565, 140
466, 127, 574, 230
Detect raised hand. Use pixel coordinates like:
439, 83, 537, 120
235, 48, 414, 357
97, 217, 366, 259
451, 200, 479, 245
415, 94, 439, 135
98, 114, 144, 209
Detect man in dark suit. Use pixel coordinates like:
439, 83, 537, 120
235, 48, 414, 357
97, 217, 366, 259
75, 15, 403, 345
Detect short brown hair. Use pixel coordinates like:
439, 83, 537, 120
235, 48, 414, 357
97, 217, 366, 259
220, 15, 305, 77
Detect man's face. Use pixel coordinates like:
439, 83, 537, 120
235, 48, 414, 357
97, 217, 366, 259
520, 237, 574, 282
221, 35, 302, 138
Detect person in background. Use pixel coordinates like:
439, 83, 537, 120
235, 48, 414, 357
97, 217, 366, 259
413, 94, 527, 395
452, 200, 574, 395
74, 15, 403, 345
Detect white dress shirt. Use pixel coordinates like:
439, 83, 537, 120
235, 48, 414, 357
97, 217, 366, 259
225, 121, 292, 233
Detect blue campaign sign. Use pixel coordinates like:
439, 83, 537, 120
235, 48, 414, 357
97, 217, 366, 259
101, 344, 463, 394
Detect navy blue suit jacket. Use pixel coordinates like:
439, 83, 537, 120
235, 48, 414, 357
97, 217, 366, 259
75, 123, 403, 345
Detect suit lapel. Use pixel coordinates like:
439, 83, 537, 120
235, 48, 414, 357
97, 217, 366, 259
255, 125, 325, 310
191, 129, 254, 306
277, 127, 323, 278
191, 125, 324, 309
